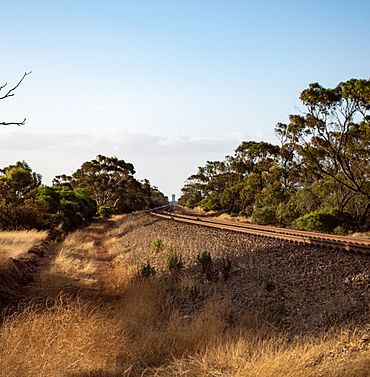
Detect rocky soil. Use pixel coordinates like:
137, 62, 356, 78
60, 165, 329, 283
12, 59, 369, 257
111, 212, 370, 336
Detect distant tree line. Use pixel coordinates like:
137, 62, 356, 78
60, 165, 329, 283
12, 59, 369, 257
179, 79, 370, 233
0, 155, 167, 231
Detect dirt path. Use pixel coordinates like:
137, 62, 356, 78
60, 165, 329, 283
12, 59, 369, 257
88, 220, 117, 296
20, 217, 123, 302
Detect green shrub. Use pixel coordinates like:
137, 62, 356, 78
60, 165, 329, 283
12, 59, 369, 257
140, 262, 156, 278
200, 192, 221, 212
98, 206, 116, 218
297, 209, 351, 232
251, 205, 277, 225
196, 251, 213, 273
333, 225, 346, 235
167, 247, 184, 272
151, 238, 164, 253
275, 199, 300, 226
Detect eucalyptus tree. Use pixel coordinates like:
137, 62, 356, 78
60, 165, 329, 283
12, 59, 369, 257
54, 155, 167, 213
275, 78, 370, 225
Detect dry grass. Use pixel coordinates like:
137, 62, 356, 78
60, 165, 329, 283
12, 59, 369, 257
0, 230, 48, 261
217, 213, 251, 223
0, 280, 368, 377
0, 215, 368, 377
351, 232, 370, 239
33, 228, 103, 298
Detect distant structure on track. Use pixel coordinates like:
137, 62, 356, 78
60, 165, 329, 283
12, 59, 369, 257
170, 194, 177, 205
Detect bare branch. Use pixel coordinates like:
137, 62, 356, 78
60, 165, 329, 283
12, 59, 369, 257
0, 119, 26, 127
0, 71, 31, 101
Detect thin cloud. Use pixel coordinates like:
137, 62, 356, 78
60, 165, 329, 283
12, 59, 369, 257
0, 129, 252, 156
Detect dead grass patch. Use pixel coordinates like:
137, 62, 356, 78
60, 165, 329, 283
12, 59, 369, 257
0, 230, 48, 261
0, 214, 368, 377
0, 278, 368, 377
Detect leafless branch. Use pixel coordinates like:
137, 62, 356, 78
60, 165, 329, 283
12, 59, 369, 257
0, 71, 31, 100
0, 119, 26, 126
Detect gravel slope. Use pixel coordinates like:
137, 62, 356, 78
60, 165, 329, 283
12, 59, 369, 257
111, 212, 370, 335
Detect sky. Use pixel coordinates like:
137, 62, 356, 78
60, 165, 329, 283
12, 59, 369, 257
1, 0, 369, 197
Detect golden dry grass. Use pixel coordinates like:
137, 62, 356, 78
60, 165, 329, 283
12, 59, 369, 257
0, 215, 368, 377
351, 232, 370, 239
0, 280, 368, 377
0, 230, 48, 261
33, 229, 101, 298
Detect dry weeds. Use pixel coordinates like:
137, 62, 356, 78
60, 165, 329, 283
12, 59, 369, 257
0, 230, 48, 261
0, 213, 368, 377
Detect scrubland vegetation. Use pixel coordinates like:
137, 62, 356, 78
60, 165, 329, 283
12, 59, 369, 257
180, 79, 370, 234
0, 77, 368, 376
0, 213, 368, 376
0, 155, 167, 232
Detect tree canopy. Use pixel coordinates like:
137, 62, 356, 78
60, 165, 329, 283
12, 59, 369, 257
0, 156, 167, 231
180, 78, 370, 231
54, 155, 167, 214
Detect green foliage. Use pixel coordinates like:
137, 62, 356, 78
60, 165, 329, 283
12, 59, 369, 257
251, 205, 277, 225
34, 185, 96, 231
54, 155, 167, 214
180, 78, 369, 232
151, 238, 164, 253
276, 201, 298, 226
0, 160, 97, 231
333, 226, 346, 235
296, 209, 351, 232
140, 262, 156, 278
167, 247, 184, 272
196, 251, 213, 273
0, 162, 42, 230
98, 206, 116, 218
0, 156, 164, 231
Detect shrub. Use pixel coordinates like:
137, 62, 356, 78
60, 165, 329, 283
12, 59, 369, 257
151, 238, 164, 253
275, 198, 300, 226
251, 205, 277, 225
200, 192, 221, 212
196, 251, 213, 273
297, 209, 351, 232
98, 206, 116, 218
333, 225, 346, 235
167, 247, 184, 272
140, 262, 156, 278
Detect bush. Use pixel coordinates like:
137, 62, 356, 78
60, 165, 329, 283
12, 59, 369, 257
167, 247, 184, 272
34, 185, 97, 231
140, 262, 156, 278
251, 205, 277, 225
297, 209, 351, 232
151, 238, 164, 253
98, 206, 116, 218
200, 192, 221, 212
275, 198, 300, 226
196, 251, 213, 273
333, 225, 346, 235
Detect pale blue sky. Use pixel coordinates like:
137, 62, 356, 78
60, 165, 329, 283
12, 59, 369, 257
1, 0, 369, 196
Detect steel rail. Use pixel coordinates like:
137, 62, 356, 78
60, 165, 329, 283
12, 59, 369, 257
150, 208, 370, 255
161, 210, 370, 244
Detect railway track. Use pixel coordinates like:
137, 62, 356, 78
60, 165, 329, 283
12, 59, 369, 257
150, 207, 370, 255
